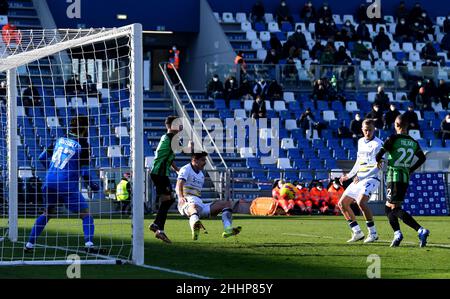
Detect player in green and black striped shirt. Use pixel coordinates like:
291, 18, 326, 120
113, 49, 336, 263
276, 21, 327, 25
376, 115, 429, 247
148, 116, 182, 243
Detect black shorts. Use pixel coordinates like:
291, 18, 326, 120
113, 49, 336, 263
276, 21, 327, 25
150, 174, 173, 196
386, 182, 409, 204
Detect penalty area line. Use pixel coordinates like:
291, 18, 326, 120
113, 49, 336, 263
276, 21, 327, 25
137, 263, 213, 279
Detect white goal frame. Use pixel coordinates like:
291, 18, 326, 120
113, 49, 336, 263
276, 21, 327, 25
0, 23, 144, 266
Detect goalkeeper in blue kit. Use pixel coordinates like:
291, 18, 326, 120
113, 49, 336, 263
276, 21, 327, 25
24, 116, 103, 253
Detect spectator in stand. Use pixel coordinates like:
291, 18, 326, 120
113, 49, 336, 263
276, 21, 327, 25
315, 18, 329, 40
264, 48, 280, 64
417, 11, 434, 36
0, 0, 8, 15
352, 39, 374, 61
374, 85, 390, 112
309, 181, 330, 214
1, 23, 21, 46
83, 74, 100, 100
289, 26, 308, 51
299, 107, 325, 138
269, 33, 283, 57
409, 80, 423, 103
365, 103, 383, 129
253, 78, 269, 99
206, 74, 224, 100
293, 182, 312, 214
327, 178, 344, 215
395, 18, 410, 43
444, 14, 450, 34
328, 20, 339, 38
441, 32, 450, 52
299, 1, 316, 25
238, 78, 254, 101
65, 74, 83, 95
311, 79, 329, 102
421, 42, 438, 62
250, 95, 267, 119
415, 86, 432, 111
319, 42, 335, 65
337, 121, 352, 139
283, 57, 299, 84
310, 40, 324, 60
373, 27, 391, 55
223, 76, 239, 108
355, 20, 372, 42
402, 104, 420, 131
356, 2, 368, 23
250, 0, 265, 24
350, 113, 363, 142
383, 103, 401, 130
410, 21, 426, 42
0, 80, 6, 104
266, 80, 283, 101
334, 46, 352, 65
317, 1, 332, 23
22, 83, 42, 107
341, 19, 356, 42
395, 1, 409, 21
275, 0, 294, 28
408, 2, 424, 24
440, 113, 450, 147
437, 79, 450, 110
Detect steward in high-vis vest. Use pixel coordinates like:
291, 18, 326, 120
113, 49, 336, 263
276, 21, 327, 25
116, 173, 131, 214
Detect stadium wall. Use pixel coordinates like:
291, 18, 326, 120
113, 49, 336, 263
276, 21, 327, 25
45, 0, 200, 32
183, 0, 236, 90
208, 0, 448, 18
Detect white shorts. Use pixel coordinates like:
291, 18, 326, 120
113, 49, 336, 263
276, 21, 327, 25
342, 177, 380, 201
177, 195, 212, 218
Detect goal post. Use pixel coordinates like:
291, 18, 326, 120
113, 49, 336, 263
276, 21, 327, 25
0, 24, 144, 266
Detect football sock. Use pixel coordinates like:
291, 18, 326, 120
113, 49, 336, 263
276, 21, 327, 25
366, 221, 377, 235
154, 196, 175, 231
348, 220, 361, 233
28, 214, 49, 245
82, 215, 95, 244
189, 213, 200, 231
221, 208, 233, 229
392, 208, 421, 231
385, 205, 400, 232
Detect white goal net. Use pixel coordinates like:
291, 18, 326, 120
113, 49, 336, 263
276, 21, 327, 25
0, 24, 144, 265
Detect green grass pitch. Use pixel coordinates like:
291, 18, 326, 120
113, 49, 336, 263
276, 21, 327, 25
1, 214, 450, 279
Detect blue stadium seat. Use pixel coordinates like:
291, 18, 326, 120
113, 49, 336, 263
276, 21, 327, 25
302, 149, 317, 159
424, 111, 436, 121
268, 170, 281, 180
254, 22, 265, 32
299, 171, 313, 181
293, 159, 308, 169
324, 159, 337, 169
317, 101, 329, 110
284, 170, 299, 181
309, 159, 322, 169
333, 149, 348, 160
252, 170, 266, 181
341, 138, 355, 150
287, 149, 301, 159
281, 22, 293, 32
315, 171, 329, 181
331, 101, 344, 111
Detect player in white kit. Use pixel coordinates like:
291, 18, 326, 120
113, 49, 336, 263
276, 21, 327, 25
338, 119, 383, 243
176, 152, 242, 240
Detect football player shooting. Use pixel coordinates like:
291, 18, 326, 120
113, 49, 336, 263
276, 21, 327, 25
24, 116, 104, 254
375, 115, 429, 247
338, 119, 382, 243
176, 152, 241, 240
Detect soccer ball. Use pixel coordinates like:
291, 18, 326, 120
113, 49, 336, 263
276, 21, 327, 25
280, 183, 296, 200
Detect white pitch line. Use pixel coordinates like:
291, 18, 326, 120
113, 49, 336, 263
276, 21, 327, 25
283, 233, 450, 248
137, 263, 212, 279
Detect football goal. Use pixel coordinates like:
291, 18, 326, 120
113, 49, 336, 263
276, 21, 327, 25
0, 24, 144, 266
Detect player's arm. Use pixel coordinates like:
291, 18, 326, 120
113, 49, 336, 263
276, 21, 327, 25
410, 150, 426, 174
376, 135, 394, 165
176, 179, 186, 205
38, 142, 55, 168
79, 139, 99, 191
340, 156, 360, 184
171, 162, 179, 173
